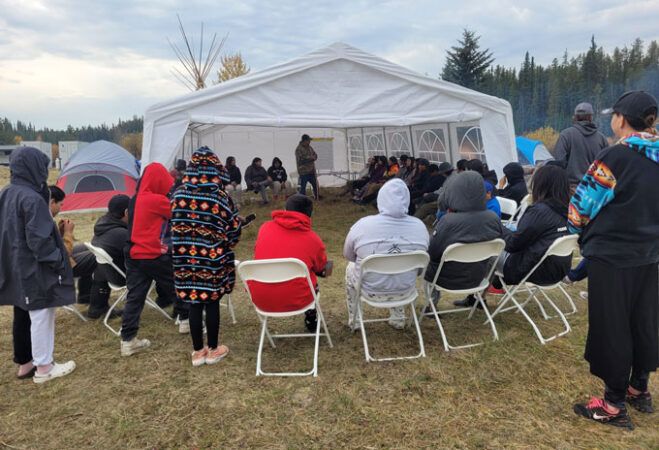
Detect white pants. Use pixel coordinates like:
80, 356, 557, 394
345, 262, 406, 328
29, 307, 56, 367
226, 184, 242, 205
272, 180, 295, 197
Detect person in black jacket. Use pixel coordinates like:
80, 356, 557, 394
497, 162, 528, 206
267, 157, 295, 200
87, 195, 131, 319
467, 159, 498, 187
225, 156, 242, 207
425, 171, 504, 306
245, 157, 271, 204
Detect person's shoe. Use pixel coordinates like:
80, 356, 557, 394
121, 337, 151, 356
579, 291, 589, 300
177, 318, 190, 334
263, 201, 269, 205
487, 286, 504, 295
33, 361, 76, 384
562, 275, 574, 285
626, 389, 654, 413
304, 309, 318, 332
387, 319, 406, 330
273, 195, 278, 201
206, 345, 229, 364
573, 397, 634, 429
87, 308, 123, 320
17, 366, 36, 380
191, 347, 208, 367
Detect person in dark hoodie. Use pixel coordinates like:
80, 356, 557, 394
466, 158, 498, 187
267, 157, 295, 200
245, 157, 271, 204
424, 171, 504, 307
86, 194, 131, 319
497, 162, 528, 206
120, 162, 187, 356
570, 91, 659, 430
224, 156, 242, 207
0, 147, 76, 383
554, 102, 609, 186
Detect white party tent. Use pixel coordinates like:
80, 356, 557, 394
142, 42, 516, 185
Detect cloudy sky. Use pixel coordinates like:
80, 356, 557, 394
1, 0, 658, 129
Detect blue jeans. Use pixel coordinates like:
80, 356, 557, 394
299, 173, 318, 198
568, 258, 589, 282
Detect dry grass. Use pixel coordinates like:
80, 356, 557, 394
0, 167, 657, 449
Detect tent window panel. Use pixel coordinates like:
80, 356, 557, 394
457, 126, 486, 163
414, 128, 448, 164
385, 128, 411, 158
348, 135, 364, 171
364, 130, 385, 160
311, 137, 334, 171
74, 175, 115, 193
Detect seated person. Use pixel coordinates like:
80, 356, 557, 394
244, 157, 271, 204
225, 156, 243, 207
414, 162, 454, 223
352, 156, 387, 202
87, 195, 131, 319
497, 162, 528, 214
251, 194, 329, 332
349, 156, 376, 193
267, 157, 295, 200
424, 172, 504, 307
408, 158, 429, 195
467, 159, 498, 187
358, 156, 401, 204
344, 179, 429, 330
484, 181, 501, 218
456, 159, 468, 173
399, 156, 416, 184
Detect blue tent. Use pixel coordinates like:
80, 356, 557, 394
516, 136, 553, 165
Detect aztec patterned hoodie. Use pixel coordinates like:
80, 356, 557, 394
568, 131, 659, 267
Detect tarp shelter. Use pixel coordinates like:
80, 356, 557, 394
516, 136, 553, 166
142, 42, 517, 184
56, 140, 140, 212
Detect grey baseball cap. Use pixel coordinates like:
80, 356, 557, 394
574, 102, 594, 115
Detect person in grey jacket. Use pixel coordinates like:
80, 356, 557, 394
553, 102, 609, 185
0, 147, 76, 383
244, 157, 271, 204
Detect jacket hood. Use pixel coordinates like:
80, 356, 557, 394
377, 178, 409, 217
10, 146, 50, 191
182, 147, 229, 192
503, 162, 524, 183
271, 157, 282, 167
621, 132, 659, 166
94, 213, 127, 236
139, 163, 174, 196
443, 171, 487, 212
271, 210, 311, 231
574, 121, 598, 136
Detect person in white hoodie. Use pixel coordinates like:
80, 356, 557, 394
343, 178, 430, 329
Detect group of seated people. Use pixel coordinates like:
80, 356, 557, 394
170, 156, 296, 207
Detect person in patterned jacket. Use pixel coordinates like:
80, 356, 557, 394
171, 147, 242, 367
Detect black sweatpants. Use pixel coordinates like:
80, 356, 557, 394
585, 259, 658, 407
189, 301, 220, 351
12, 307, 32, 365
72, 244, 97, 304
121, 254, 188, 341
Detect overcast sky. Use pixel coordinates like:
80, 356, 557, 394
1, 0, 658, 129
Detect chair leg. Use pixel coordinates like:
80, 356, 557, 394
104, 291, 126, 336
316, 305, 333, 348
476, 293, 499, 342
256, 316, 268, 376
313, 307, 321, 377
559, 284, 578, 316
63, 305, 88, 322
227, 295, 237, 324
357, 302, 372, 362
410, 302, 426, 358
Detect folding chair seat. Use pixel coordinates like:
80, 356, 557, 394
237, 258, 333, 377
84, 242, 172, 335
352, 251, 429, 362
488, 234, 579, 344
497, 197, 518, 226
420, 239, 506, 351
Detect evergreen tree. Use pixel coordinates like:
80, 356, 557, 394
441, 29, 494, 89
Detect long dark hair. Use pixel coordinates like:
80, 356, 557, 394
531, 164, 570, 209
226, 156, 236, 167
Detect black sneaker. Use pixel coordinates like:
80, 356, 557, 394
88, 308, 123, 320
304, 309, 318, 332
452, 295, 485, 309
626, 390, 654, 413
573, 397, 635, 430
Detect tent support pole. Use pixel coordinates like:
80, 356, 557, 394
382, 127, 388, 157
360, 128, 367, 164
344, 128, 352, 180
408, 125, 415, 157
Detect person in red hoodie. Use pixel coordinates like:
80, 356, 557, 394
250, 194, 329, 331
120, 162, 186, 356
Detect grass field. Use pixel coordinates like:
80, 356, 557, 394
0, 166, 657, 449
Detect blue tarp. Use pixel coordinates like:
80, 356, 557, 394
516, 136, 553, 165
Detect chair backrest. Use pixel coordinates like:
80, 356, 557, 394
84, 242, 126, 278
514, 194, 532, 221
498, 197, 518, 220
515, 234, 578, 286
359, 251, 430, 277
431, 239, 506, 287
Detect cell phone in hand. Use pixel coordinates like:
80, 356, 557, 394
319, 260, 334, 277
243, 213, 256, 226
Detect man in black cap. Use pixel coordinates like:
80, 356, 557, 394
554, 102, 609, 187
569, 90, 659, 430
295, 134, 320, 200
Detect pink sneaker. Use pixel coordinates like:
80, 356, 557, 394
191, 347, 208, 367
206, 345, 229, 364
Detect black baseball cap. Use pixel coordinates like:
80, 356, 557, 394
602, 90, 658, 121
301, 134, 312, 142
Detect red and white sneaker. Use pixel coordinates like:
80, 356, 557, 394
487, 286, 504, 295
191, 347, 208, 367
206, 345, 229, 364
573, 397, 634, 429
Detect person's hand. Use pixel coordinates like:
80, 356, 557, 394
231, 181, 237, 187
267, 176, 273, 183
498, 175, 507, 190
57, 219, 65, 235
61, 218, 75, 234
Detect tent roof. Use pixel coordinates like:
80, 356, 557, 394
142, 42, 517, 173
60, 140, 139, 178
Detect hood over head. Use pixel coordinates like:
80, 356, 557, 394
621, 131, 659, 166
503, 162, 525, 183
271, 157, 283, 167
377, 178, 409, 217
574, 121, 598, 136
138, 163, 174, 196
10, 146, 50, 192
271, 210, 311, 231
182, 147, 228, 192
443, 171, 487, 212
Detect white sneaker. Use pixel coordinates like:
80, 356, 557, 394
121, 337, 151, 356
562, 275, 574, 285
33, 361, 76, 384
177, 318, 190, 334
387, 319, 406, 330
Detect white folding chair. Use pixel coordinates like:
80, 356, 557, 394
420, 239, 506, 351
497, 197, 518, 226
509, 194, 531, 228
84, 242, 172, 335
62, 304, 88, 322
353, 251, 429, 362
237, 258, 333, 377
488, 234, 579, 344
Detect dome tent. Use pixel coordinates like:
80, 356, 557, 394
142, 42, 517, 182
516, 136, 553, 166
56, 140, 140, 213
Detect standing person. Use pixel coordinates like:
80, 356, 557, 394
0, 147, 76, 383
171, 148, 242, 366
245, 157, 271, 205
224, 156, 242, 208
170, 159, 187, 189
120, 162, 188, 356
570, 91, 659, 429
554, 102, 609, 187
267, 157, 295, 201
295, 134, 320, 200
